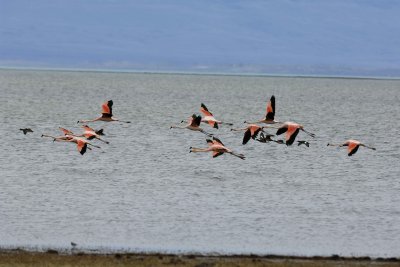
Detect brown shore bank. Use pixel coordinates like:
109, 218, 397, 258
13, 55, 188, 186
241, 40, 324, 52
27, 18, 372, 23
0, 249, 399, 267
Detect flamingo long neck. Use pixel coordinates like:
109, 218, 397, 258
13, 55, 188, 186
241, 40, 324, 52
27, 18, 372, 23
231, 127, 247, 131
244, 120, 262, 125
78, 118, 100, 123
327, 143, 341, 147
170, 125, 187, 129
190, 147, 211, 153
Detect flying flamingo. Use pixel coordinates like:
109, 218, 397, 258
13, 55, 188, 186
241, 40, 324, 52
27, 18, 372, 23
57, 126, 108, 144
77, 100, 131, 123
81, 125, 109, 144
231, 124, 266, 145
41, 134, 100, 155
264, 122, 315, 146
327, 139, 376, 156
171, 114, 212, 137
200, 103, 233, 129
41, 127, 76, 141
244, 95, 281, 124
190, 137, 245, 160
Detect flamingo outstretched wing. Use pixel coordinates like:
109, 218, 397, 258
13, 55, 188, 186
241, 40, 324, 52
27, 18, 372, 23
213, 151, 224, 158
212, 137, 225, 146
77, 140, 88, 155
286, 128, 300, 146
276, 125, 288, 136
59, 127, 74, 136
347, 142, 360, 156
206, 139, 214, 146
265, 95, 275, 121
102, 100, 113, 118
82, 125, 95, 132
243, 129, 252, 145
190, 114, 202, 127
200, 103, 213, 117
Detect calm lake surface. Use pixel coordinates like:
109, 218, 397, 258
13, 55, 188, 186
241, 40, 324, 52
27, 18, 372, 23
0, 69, 399, 257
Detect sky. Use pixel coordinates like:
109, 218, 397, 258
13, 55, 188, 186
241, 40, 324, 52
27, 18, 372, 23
1, 0, 400, 76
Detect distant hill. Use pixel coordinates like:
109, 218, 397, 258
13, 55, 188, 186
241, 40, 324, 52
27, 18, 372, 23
1, 0, 400, 77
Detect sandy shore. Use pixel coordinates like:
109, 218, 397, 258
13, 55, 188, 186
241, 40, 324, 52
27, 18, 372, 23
0, 249, 399, 267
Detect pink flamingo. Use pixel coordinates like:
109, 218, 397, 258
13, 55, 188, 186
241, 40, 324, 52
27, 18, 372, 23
327, 139, 376, 156
231, 124, 267, 145
81, 125, 109, 144
41, 133, 100, 155
78, 100, 131, 123
265, 122, 315, 146
190, 137, 245, 160
41, 127, 76, 141
200, 103, 233, 129
171, 114, 212, 137
244, 95, 281, 124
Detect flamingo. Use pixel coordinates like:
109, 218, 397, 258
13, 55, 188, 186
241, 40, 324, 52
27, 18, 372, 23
20, 128, 33, 135
265, 122, 315, 146
42, 134, 100, 155
77, 100, 131, 123
171, 114, 212, 137
327, 139, 376, 156
81, 125, 109, 144
40, 127, 76, 141
190, 137, 245, 160
58, 126, 107, 143
231, 124, 266, 145
200, 103, 233, 129
244, 95, 281, 124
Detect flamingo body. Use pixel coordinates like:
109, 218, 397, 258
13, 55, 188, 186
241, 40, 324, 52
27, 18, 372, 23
275, 122, 315, 146
190, 137, 245, 159
245, 95, 279, 124
200, 103, 232, 128
78, 100, 130, 123
171, 114, 212, 136
327, 139, 376, 156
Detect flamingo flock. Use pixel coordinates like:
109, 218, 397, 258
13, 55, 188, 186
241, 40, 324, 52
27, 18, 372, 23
170, 95, 375, 158
40, 100, 127, 155
22, 95, 375, 157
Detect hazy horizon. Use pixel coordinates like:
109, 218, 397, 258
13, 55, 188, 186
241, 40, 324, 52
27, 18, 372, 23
1, 0, 400, 77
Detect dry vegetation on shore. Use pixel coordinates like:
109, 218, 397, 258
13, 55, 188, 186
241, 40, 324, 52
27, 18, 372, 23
0, 250, 399, 267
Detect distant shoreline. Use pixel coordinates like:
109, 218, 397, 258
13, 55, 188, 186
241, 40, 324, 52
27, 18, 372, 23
1, 248, 399, 267
1, 66, 400, 81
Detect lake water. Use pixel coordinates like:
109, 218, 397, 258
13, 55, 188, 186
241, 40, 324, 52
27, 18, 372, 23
0, 69, 399, 257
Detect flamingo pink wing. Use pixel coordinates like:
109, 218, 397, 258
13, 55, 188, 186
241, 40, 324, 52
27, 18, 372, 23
101, 100, 113, 117
212, 151, 224, 158
286, 124, 299, 141
212, 137, 225, 146
249, 125, 261, 137
59, 127, 73, 135
82, 125, 94, 132
347, 141, 360, 156
265, 95, 275, 120
200, 103, 213, 117
77, 140, 88, 155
